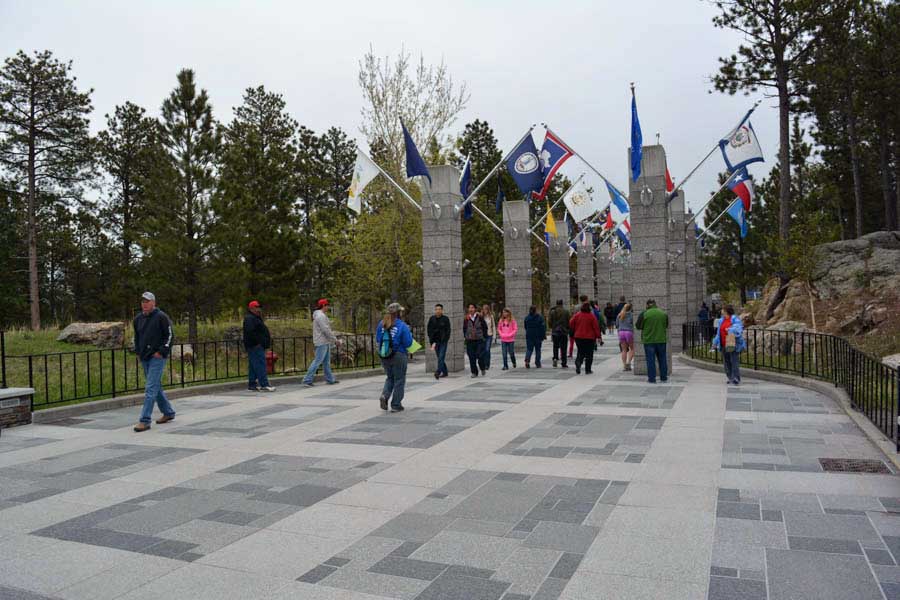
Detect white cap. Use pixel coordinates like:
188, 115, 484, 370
141, 291, 156, 301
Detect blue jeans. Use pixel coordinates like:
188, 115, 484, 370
434, 342, 448, 376
502, 341, 516, 368
644, 343, 668, 383
525, 339, 542, 366
724, 350, 741, 384
381, 352, 408, 407
303, 344, 335, 384
481, 336, 493, 370
140, 357, 175, 424
247, 346, 271, 388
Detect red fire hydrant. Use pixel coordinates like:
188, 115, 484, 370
265, 350, 279, 374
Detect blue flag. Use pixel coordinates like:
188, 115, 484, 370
505, 135, 543, 197
460, 157, 473, 220
726, 199, 748, 238
606, 181, 630, 223
630, 92, 642, 182
495, 177, 505, 214
402, 121, 431, 185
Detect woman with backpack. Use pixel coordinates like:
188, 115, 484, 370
523, 305, 546, 369
497, 308, 518, 370
376, 302, 413, 412
616, 302, 635, 371
712, 304, 746, 385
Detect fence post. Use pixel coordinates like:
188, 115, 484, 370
800, 333, 805, 378
111, 349, 117, 398
180, 345, 186, 389
0, 330, 6, 389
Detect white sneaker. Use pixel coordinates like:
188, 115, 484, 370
261, 386, 276, 392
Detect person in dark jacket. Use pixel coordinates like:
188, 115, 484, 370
603, 302, 616, 334
462, 303, 487, 377
132, 292, 176, 432
523, 305, 546, 368
569, 302, 603, 374
243, 300, 274, 392
548, 299, 570, 369
427, 304, 452, 380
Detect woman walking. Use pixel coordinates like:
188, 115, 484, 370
712, 304, 746, 385
481, 304, 495, 373
463, 303, 488, 378
524, 305, 546, 369
497, 308, 518, 370
570, 302, 602, 374
616, 302, 635, 371
376, 303, 413, 412
603, 302, 617, 335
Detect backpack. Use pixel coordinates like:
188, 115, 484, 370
378, 324, 395, 359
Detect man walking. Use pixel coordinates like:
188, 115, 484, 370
427, 303, 451, 380
243, 300, 275, 392
635, 299, 669, 384
548, 299, 570, 369
133, 292, 176, 432
303, 298, 340, 386
462, 303, 487, 378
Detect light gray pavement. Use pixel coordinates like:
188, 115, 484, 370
1, 344, 899, 600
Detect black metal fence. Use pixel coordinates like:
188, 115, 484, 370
683, 321, 900, 451
0, 328, 422, 410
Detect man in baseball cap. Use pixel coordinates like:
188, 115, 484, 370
304, 298, 340, 386
243, 300, 275, 391
133, 292, 176, 431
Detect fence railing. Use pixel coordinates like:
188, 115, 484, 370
0, 328, 422, 410
683, 321, 900, 452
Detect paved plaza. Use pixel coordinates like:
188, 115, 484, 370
1, 346, 899, 599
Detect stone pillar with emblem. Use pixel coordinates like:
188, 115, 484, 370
503, 200, 532, 345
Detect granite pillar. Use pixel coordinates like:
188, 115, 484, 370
668, 190, 688, 353
576, 239, 594, 301
420, 166, 465, 373
548, 237, 571, 308
684, 208, 699, 323
628, 145, 672, 377
503, 200, 532, 344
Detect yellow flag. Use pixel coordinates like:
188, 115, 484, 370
545, 203, 558, 238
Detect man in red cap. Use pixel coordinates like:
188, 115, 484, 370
303, 298, 339, 386
243, 300, 275, 391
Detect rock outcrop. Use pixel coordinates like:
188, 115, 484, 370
812, 231, 900, 300
56, 322, 125, 349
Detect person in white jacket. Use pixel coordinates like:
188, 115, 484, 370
303, 298, 340, 386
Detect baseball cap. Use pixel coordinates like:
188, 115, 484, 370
141, 291, 155, 302
387, 302, 404, 313
317, 298, 329, 308
248, 300, 261, 309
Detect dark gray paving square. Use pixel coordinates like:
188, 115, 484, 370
883, 582, 900, 600
368, 556, 450, 581
708, 575, 767, 600
788, 536, 863, 555
711, 566, 738, 577
142, 539, 200, 558
532, 576, 568, 600
298, 564, 338, 583
866, 548, 896, 565
548, 552, 583, 579
569, 383, 682, 409
717, 502, 761, 521
252, 483, 340, 507
324, 556, 351, 567
767, 548, 884, 600
416, 570, 511, 600
763, 510, 784, 522
199, 509, 261, 526
0, 585, 62, 600
445, 566, 494, 579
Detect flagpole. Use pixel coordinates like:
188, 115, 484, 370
685, 176, 732, 226
542, 124, 628, 200
528, 174, 584, 233
357, 147, 423, 211
666, 100, 761, 203
456, 126, 536, 213
697, 199, 739, 239
593, 230, 615, 255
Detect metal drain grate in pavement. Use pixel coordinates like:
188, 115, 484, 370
819, 458, 891, 474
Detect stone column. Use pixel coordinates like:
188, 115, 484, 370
628, 145, 671, 377
576, 239, 594, 301
668, 191, 688, 353
503, 200, 532, 344
684, 209, 699, 324
548, 237, 570, 308
0, 388, 34, 428
420, 166, 465, 374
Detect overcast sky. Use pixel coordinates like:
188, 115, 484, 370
1, 0, 777, 224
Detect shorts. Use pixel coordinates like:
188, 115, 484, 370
618, 331, 634, 346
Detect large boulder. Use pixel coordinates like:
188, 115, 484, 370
56, 322, 124, 349
812, 231, 900, 299
884, 354, 900, 370
746, 321, 810, 356
169, 344, 194, 364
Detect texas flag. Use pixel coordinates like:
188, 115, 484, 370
532, 131, 574, 201
615, 219, 632, 250
726, 167, 754, 212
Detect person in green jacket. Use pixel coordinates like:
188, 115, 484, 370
635, 299, 669, 383
548, 299, 571, 369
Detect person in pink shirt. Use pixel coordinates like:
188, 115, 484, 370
497, 308, 518, 370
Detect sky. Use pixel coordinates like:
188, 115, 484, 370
0, 0, 777, 225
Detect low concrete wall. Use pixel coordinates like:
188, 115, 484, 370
0, 388, 34, 429
679, 354, 900, 470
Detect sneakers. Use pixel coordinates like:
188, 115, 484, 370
575, 366, 581, 375
303, 381, 314, 387
380, 396, 388, 411
553, 359, 558, 368
390, 405, 404, 413
260, 386, 277, 392
585, 370, 593, 375
471, 373, 478, 378
326, 380, 339, 385
248, 386, 260, 392
133, 423, 151, 432
525, 362, 530, 369
155, 415, 175, 424
624, 363, 632, 371
480, 369, 486, 376
561, 364, 569, 369
434, 371, 441, 380
502, 366, 509, 371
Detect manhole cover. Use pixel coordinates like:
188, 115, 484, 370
819, 458, 891, 474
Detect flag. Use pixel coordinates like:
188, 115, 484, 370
616, 219, 632, 250
532, 131, 574, 201
545, 203, 558, 238
495, 177, 505, 214
630, 91, 642, 182
562, 177, 601, 223
606, 180, 630, 223
505, 134, 543, 196
564, 210, 574, 238
581, 227, 590, 248
726, 167, 754, 212
401, 121, 431, 185
348, 150, 380, 214
719, 119, 764, 172
726, 199, 748, 238
460, 156, 473, 220
603, 209, 614, 231
665, 167, 674, 194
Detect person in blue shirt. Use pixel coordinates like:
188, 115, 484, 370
375, 302, 413, 412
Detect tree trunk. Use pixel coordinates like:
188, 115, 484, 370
776, 69, 792, 244
846, 105, 865, 238
27, 89, 40, 331
881, 132, 898, 231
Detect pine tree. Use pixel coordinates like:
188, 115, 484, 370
0, 50, 94, 329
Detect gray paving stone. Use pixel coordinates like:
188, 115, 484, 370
368, 556, 449, 581
416, 570, 511, 600
370, 513, 455, 543
198, 510, 261, 526
297, 564, 337, 583
865, 548, 896, 565
523, 522, 599, 553
767, 548, 884, 600
708, 575, 767, 600
547, 552, 583, 579
531, 576, 567, 600
788, 535, 863, 555
717, 502, 761, 521
783, 511, 880, 543
0, 584, 61, 599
